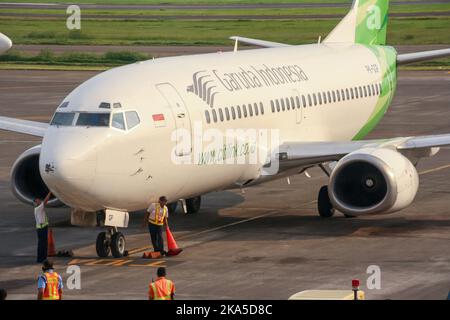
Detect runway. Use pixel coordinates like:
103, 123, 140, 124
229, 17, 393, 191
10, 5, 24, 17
0, 69, 449, 299
10, 44, 450, 58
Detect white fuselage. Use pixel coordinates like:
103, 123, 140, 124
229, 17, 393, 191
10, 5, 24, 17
40, 43, 393, 212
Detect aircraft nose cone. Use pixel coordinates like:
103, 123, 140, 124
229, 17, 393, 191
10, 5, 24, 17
40, 129, 98, 209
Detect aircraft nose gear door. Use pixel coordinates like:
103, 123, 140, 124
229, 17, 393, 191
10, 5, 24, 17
156, 83, 192, 156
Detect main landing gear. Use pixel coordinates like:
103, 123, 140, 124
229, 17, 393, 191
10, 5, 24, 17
317, 185, 355, 218
186, 196, 201, 214
96, 227, 126, 258
317, 185, 335, 218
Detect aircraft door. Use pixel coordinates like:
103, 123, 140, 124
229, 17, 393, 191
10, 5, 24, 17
155, 83, 192, 156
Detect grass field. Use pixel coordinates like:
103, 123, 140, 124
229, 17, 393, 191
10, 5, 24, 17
0, 0, 448, 69
1, 17, 449, 46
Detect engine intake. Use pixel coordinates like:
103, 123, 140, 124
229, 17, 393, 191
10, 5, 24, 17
329, 148, 419, 216
11, 145, 63, 207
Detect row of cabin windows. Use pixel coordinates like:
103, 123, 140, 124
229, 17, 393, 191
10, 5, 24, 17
205, 102, 265, 124
271, 83, 382, 113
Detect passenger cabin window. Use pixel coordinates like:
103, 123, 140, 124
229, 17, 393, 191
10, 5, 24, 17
112, 113, 126, 130
212, 109, 218, 122
254, 103, 259, 116
260, 102, 264, 115
231, 107, 236, 120
237, 106, 242, 118
219, 108, 224, 121
271, 101, 275, 113
205, 110, 211, 124
225, 107, 230, 121
125, 111, 140, 129
248, 104, 253, 117
51, 112, 75, 126
76, 113, 110, 127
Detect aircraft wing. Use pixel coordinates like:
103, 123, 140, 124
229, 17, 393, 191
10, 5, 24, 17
275, 134, 450, 170
0, 116, 48, 137
229, 36, 291, 48
397, 48, 450, 65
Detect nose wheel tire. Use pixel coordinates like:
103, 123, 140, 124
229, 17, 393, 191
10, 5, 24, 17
186, 196, 201, 214
96, 232, 111, 257
318, 186, 335, 218
111, 232, 126, 258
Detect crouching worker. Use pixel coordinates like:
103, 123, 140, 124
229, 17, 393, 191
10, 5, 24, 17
149, 267, 175, 300
143, 196, 169, 255
37, 259, 63, 300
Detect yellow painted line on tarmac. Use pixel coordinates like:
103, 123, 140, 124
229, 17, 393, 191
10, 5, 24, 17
419, 164, 450, 175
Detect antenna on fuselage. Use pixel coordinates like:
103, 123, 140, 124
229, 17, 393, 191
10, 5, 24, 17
234, 38, 239, 53
318, 36, 322, 44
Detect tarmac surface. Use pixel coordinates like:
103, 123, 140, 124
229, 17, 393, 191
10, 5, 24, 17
0, 67, 449, 299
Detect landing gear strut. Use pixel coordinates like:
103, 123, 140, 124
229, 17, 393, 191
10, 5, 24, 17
317, 185, 335, 218
95, 227, 126, 258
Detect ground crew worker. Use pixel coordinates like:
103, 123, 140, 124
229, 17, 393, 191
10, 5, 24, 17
143, 196, 169, 255
34, 192, 52, 263
37, 259, 63, 300
148, 267, 175, 300
0, 288, 6, 300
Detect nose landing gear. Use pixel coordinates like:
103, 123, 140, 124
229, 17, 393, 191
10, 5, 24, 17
95, 209, 129, 258
96, 227, 127, 258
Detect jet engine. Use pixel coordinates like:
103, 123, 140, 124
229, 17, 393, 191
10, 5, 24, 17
10, 145, 64, 207
328, 148, 419, 216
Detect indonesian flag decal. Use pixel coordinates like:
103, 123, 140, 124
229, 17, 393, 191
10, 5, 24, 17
152, 113, 166, 127
152, 113, 165, 121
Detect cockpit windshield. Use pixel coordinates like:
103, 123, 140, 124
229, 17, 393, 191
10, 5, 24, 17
76, 113, 110, 127
50, 112, 75, 126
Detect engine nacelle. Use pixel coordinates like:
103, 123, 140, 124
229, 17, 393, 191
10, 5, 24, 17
11, 145, 64, 207
329, 148, 419, 216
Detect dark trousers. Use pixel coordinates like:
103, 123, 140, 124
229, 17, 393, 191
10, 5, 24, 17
148, 223, 164, 253
36, 225, 48, 263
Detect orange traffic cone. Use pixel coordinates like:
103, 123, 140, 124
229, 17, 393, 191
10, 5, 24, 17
47, 228, 56, 257
165, 225, 182, 256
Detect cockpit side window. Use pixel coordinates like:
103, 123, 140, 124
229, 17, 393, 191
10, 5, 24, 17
125, 111, 140, 129
112, 112, 126, 130
50, 112, 75, 126
76, 113, 110, 127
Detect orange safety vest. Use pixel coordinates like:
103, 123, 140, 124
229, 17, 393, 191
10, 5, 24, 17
150, 204, 167, 226
42, 272, 61, 300
149, 277, 174, 300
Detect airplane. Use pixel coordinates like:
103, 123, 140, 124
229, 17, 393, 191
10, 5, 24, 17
1, 0, 450, 258
0, 32, 12, 54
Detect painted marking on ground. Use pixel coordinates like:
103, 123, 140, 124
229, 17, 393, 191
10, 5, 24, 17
419, 163, 450, 175
67, 257, 168, 268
